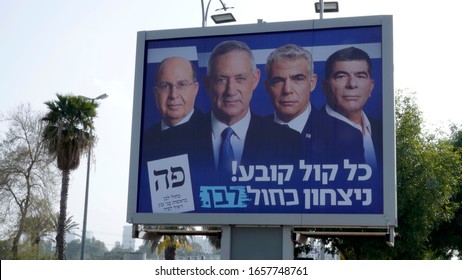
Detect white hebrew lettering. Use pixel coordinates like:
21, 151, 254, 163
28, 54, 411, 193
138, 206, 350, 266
304, 188, 373, 209
246, 186, 299, 206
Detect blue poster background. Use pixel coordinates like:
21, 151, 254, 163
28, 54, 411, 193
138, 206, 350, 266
137, 25, 384, 215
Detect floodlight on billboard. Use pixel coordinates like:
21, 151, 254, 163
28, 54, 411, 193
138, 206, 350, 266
127, 15, 396, 233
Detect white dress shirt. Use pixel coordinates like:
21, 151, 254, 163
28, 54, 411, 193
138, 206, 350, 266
211, 110, 251, 168
161, 109, 195, 131
273, 104, 312, 135
326, 104, 377, 169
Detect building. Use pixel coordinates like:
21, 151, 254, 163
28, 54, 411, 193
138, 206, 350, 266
122, 225, 135, 250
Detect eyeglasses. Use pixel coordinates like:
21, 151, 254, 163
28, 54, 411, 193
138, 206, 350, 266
155, 81, 196, 93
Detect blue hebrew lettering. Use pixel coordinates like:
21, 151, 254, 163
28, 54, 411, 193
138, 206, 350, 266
199, 186, 250, 208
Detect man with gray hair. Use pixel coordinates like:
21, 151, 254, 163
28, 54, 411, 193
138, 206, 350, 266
201, 40, 301, 180
264, 43, 325, 162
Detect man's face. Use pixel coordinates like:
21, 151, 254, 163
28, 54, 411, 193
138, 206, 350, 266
323, 60, 374, 121
206, 50, 260, 125
265, 58, 317, 123
155, 57, 198, 126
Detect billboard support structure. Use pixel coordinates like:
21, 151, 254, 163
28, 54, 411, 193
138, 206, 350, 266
220, 225, 294, 260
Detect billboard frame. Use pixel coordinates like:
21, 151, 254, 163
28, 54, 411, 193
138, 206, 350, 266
127, 15, 396, 230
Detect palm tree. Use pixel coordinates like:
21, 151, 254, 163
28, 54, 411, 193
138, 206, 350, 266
142, 226, 193, 260
50, 213, 80, 239
157, 234, 192, 260
42, 94, 98, 260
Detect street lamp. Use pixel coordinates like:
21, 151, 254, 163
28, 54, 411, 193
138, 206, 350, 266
211, 12, 236, 24
78, 93, 108, 260
201, 0, 236, 27
315, 1, 339, 19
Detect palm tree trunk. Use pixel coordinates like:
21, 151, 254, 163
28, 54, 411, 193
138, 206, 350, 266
56, 169, 70, 260
165, 246, 176, 260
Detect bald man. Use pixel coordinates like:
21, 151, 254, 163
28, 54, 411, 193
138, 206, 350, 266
143, 56, 206, 160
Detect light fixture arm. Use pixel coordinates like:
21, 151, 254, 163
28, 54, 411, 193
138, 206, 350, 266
94, 93, 108, 100
201, 0, 213, 27
78, 93, 108, 102
201, 0, 234, 27
217, 0, 232, 12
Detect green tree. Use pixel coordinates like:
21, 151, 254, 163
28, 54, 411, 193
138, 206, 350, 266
393, 90, 461, 259
22, 199, 56, 259
323, 89, 462, 259
66, 239, 81, 260
66, 237, 108, 260
0, 104, 59, 259
42, 94, 99, 260
105, 242, 134, 260
428, 125, 462, 258
0, 239, 12, 259
84, 237, 108, 260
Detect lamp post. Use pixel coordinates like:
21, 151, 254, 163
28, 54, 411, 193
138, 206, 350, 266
201, 0, 235, 27
78, 93, 108, 260
320, 0, 324, 19
315, 1, 339, 19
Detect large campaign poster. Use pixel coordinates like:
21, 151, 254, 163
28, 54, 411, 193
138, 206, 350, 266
128, 16, 395, 227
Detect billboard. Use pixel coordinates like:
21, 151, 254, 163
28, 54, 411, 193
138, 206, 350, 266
127, 15, 396, 229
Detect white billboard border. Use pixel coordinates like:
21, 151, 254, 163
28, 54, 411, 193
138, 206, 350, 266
127, 15, 396, 230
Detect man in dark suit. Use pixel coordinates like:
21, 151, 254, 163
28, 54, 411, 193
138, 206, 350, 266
264, 44, 325, 163
142, 56, 204, 159
320, 47, 382, 170
139, 56, 212, 212
202, 40, 301, 182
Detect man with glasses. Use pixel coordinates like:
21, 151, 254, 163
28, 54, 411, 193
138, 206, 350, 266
154, 56, 201, 129
141, 56, 210, 213
143, 56, 206, 159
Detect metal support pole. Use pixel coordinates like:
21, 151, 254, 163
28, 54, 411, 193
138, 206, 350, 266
201, 0, 213, 27
80, 144, 91, 260
77, 93, 107, 260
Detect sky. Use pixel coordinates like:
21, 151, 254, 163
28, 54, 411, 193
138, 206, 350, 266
1, 0, 461, 250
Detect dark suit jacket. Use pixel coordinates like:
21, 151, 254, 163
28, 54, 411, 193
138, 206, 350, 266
318, 105, 382, 168
138, 110, 303, 211
300, 106, 327, 163
138, 109, 208, 212
266, 106, 326, 163
196, 112, 302, 183
142, 109, 207, 161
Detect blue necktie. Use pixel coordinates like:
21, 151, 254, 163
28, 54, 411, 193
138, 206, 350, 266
218, 127, 235, 176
